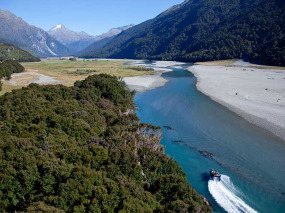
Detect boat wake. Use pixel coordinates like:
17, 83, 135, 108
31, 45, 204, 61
208, 175, 258, 213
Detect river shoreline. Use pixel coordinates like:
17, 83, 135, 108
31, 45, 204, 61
123, 67, 170, 93
127, 60, 285, 212
123, 61, 185, 93
123, 60, 285, 141
188, 64, 285, 141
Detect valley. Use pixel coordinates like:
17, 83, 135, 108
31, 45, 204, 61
0, 59, 154, 95
0, 0, 284, 212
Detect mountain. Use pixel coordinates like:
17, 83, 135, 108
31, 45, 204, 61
48, 24, 134, 54
0, 10, 70, 58
0, 41, 40, 62
75, 25, 134, 57
78, 0, 285, 66
74, 36, 116, 57
48, 24, 95, 53
93, 24, 135, 41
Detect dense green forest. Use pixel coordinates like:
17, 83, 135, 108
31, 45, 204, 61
78, 0, 285, 66
0, 74, 210, 212
0, 42, 40, 62
0, 60, 25, 91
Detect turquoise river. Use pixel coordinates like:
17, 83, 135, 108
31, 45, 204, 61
132, 62, 285, 213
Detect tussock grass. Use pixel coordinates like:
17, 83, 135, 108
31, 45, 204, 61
195, 59, 237, 66
1, 59, 153, 95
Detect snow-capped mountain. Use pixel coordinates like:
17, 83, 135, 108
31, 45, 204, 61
0, 9, 135, 57
48, 25, 96, 53
48, 24, 135, 54
0, 10, 69, 58
51, 24, 64, 31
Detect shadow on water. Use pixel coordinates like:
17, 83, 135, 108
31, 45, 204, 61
162, 69, 192, 78
201, 172, 210, 182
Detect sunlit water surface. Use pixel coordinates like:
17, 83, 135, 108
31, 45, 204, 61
132, 63, 285, 213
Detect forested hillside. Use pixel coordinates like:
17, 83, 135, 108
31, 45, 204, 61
79, 0, 285, 66
0, 74, 210, 212
0, 42, 40, 62
0, 60, 25, 91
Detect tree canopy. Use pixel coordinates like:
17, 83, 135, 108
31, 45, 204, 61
0, 59, 25, 91
0, 74, 210, 212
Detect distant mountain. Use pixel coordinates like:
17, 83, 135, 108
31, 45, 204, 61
48, 24, 134, 55
74, 36, 115, 58
78, 0, 285, 66
93, 24, 135, 41
0, 41, 40, 62
0, 10, 70, 58
48, 24, 96, 54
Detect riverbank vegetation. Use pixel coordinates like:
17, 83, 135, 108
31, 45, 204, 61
0, 74, 210, 212
0, 60, 25, 91
126, 66, 154, 72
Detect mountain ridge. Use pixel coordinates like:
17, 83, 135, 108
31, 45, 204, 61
48, 24, 134, 54
93, 24, 135, 41
0, 10, 70, 58
48, 24, 95, 54
0, 41, 40, 62
77, 0, 285, 66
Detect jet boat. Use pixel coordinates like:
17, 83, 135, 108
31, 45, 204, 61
210, 169, 221, 181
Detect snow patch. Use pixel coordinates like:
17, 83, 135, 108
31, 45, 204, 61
51, 24, 63, 31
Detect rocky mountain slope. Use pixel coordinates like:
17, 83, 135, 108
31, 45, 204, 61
93, 24, 134, 41
48, 24, 134, 54
0, 41, 40, 62
0, 10, 70, 58
48, 24, 95, 53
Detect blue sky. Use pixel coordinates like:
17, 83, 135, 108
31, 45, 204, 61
0, 0, 185, 35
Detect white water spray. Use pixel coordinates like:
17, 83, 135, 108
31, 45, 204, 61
208, 175, 258, 213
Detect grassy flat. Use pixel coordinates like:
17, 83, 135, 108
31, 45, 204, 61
195, 59, 285, 70
0, 59, 153, 96
194, 59, 238, 66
